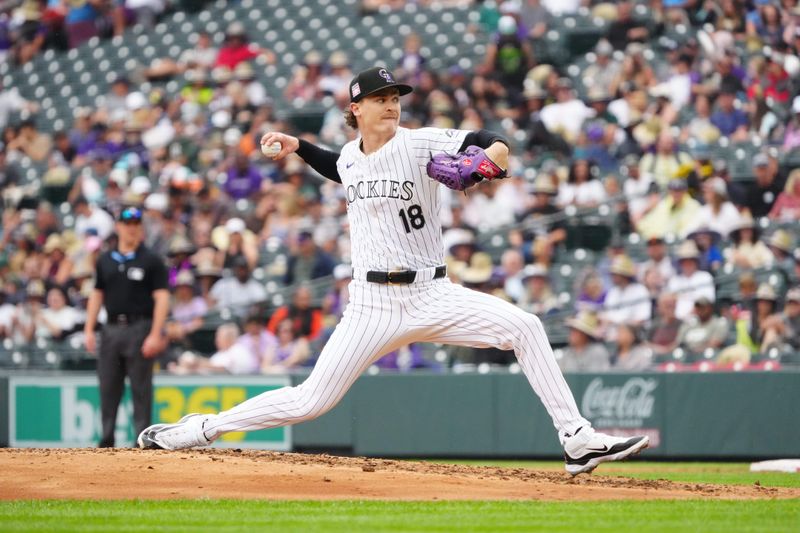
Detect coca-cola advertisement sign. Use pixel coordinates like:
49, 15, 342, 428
580, 377, 661, 447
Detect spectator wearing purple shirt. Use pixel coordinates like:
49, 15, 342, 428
711, 89, 749, 140
237, 314, 278, 366
374, 343, 427, 371
167, 271, 208, 335
224, 151, 264, 200
0, 13, 12, 63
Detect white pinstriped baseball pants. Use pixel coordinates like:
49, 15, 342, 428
204, 278, 589, 440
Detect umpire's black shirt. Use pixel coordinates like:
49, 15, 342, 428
94, 245, 169, 317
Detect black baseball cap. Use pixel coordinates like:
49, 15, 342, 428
349, 66, 412, 103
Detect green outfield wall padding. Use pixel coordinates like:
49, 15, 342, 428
2, 371, 799, 458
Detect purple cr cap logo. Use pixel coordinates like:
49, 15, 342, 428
378, 68, 394, 83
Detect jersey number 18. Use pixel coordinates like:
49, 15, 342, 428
398, 204, 425, 233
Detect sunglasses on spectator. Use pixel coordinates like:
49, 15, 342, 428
119, 207, 143, 223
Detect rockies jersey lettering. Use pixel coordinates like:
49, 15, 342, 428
345, 180, 415, 203
337, 127, 468, 271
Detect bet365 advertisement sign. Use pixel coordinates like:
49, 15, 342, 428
578, 376, 662, 449
8, 375, 291, 449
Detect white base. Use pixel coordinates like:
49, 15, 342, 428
749, 459, 800, 473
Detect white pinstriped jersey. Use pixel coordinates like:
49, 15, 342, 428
337, 126, 469, 271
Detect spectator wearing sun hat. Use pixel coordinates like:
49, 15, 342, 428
761, 287, 800, 356
686, 226, 724, 273
41, 233, 74, 287
559, 311, 611, 372
195, 259, 223, 308
764, 229, 796, 285
165, 270, 207, 347
211, 217, 258, 271
602, 255, 652, 337
636, 235, 675, 289
667, 240, 716, 321
517, 263, 559, 316
730, 283, 780, 359
8, 279, 47, 344
516, 174, 566, 252
722, 213, 774, 270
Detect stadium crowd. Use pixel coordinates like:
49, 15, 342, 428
1, 0, 800, 374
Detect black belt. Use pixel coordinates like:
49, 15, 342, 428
107, 313, 150, 325
366, 265, 446, 284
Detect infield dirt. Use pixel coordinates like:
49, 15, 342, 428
1, 448, 797, 501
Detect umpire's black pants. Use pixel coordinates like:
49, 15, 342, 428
97, 321, 154, 447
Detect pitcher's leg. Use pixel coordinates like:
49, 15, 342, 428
203, 285, 408, 439
417, 282, 588, 435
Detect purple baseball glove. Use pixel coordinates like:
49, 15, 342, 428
426, 145, 507, 191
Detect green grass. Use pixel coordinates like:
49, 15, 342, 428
0, 499, 798, 533
426, 460, 800, 489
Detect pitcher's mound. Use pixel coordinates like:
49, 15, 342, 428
1, 449, 796, 501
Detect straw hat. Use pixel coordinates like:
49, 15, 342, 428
786, 287, 800, 302
609, 255, 636, 278
226, 21, 246, 36
526, 64, 554, 85
521, 263, 549, 282
175, 270, 196, 287
211, 218, 256, 251
26, 279, 46, 299
234, 62, 255, 81
446, 228, 476, 255
459, 264, 493, 285
168, 235, 196, 257
71, 257, 95, 280
523, 80, 547, 100
587, 86, 612, 103
729, 212, 756, 234
675, 240, 700, 260
687, 226, 722, 242
195, 260, 222, 279
766, 230, 793, 254
458, 252, 494, 285
532, 174, 557, 195
43, 234, 65, 254
212, 66, 233, 85
755, 283, 777, 302
566, 312, 602, 339
329, 51, 349, 68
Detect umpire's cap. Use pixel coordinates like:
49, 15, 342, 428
349, 66, 412, 103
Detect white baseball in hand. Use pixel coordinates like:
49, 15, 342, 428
261, 141, 281, 158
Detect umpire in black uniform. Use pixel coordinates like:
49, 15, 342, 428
84, 206, 170, 447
